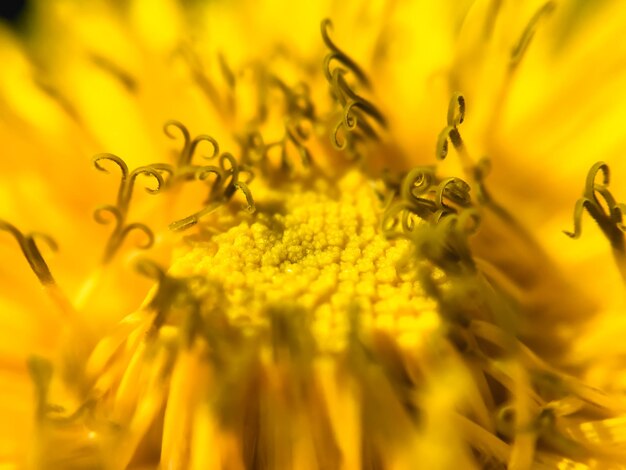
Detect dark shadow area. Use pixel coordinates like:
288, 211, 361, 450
0, 0, 29, 28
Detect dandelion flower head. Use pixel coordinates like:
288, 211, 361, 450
1, 0, 626, 469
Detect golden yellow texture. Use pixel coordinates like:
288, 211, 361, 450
1, 0, 626, 469
170, 170, 440, 353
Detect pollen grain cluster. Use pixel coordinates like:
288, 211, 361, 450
171, 170, 440, 352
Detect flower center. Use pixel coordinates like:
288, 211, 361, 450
170, 170, 440, 352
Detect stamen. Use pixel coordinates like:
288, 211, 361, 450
434, 177, 472, 212
189, 136, 220, 164
93, 205, 155, 264
149, 163, 176, 186
321, 19, 370, 86
163, 120, 220, 172
381, 166, 458, 240
94, 154, 165, 216
510, 2, 556, 68
436, 125, 463, 160
93, 204, 123, 228
243, 77, 316, 173
219, 153, 242, 198
435, 93, 477, 176
1, 220, 77, 319
268, 75, 316, 120
343, 98, 387, 131
321, 19, 386, 158
400, 166, 437, 202
119, 223, 155, 250
196, 165, 225, 201
435, 94, 537, 249
331, 119, 352, 152
564, 161, 626, 282
125, 166, 165, 205
285, 119, 313, 167
447, 92, 466, 127
437, 93, 466, 160
334, 72, 387, 128
234, 182, 256, 213
169, 152, 256, 231
381, 201, 410, 238
168, 213, 203, 232
164, 120, 191, 156
0, 220, 56, 285
92, 154, 163, 264
93, 153, 129, 209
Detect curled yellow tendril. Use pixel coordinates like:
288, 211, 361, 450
163, 120, 220, 178
382, 163, 476, 241
321, 19, 386, 158
399, 166, 437, 201
435, 94, 521, 230
434, 177, 472, 212
381, 168, 437, 234
436, 92, 469, 163
93, 153, 165, 214
321, 19, 370, 87
236, 65, 319, 170
0, 220, 57, 285
268, 75, 315, 120
169, 152, 256, 232
239, 114, 313, 173
447, 92, 466, 127
93, 205, 154, 264
92, 154, 163, 263
564, 162, 626, 251
245, 122, 313, 173
196, 165, 226, 201
284, 118, 313, 167
436, 125, 463, 161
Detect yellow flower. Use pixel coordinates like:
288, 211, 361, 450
2, 0, 626, 469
